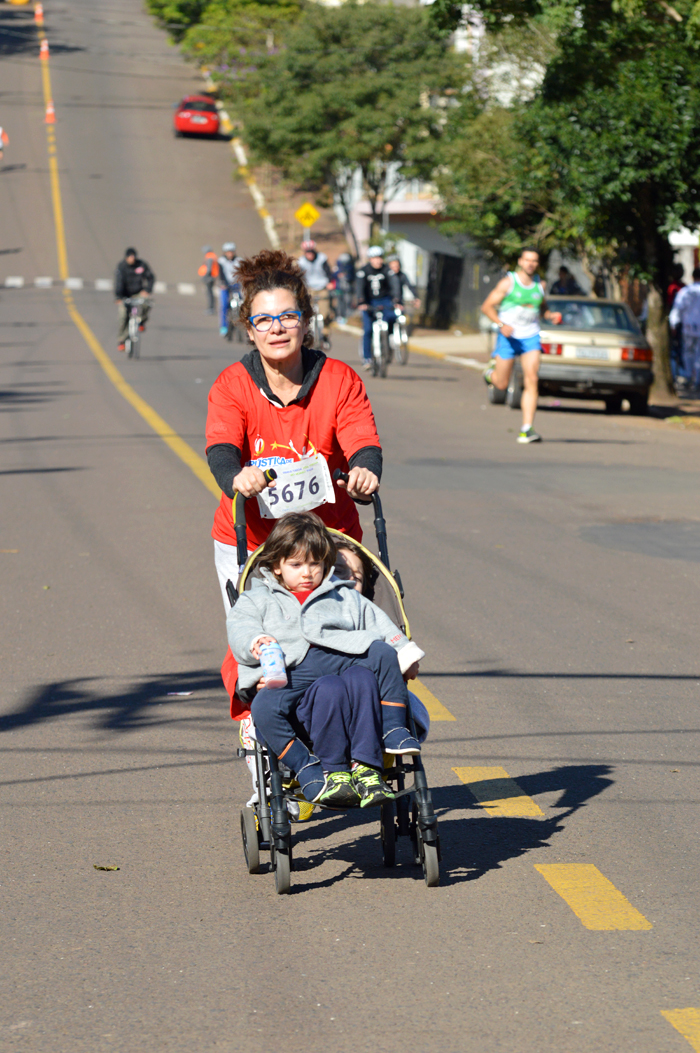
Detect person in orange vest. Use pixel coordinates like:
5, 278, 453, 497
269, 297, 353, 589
0, 127, 8, 162
198, 246, 219, 314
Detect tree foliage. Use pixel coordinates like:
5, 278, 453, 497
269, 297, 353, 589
433, 0, 700, 388
227, 2, 473, 243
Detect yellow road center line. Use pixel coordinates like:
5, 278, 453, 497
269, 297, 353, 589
661, 1009, 700, 1050
411, 678, 455, 722
453, 766, 544, 816
37, 20, 220, 501
534, 864, 652, 930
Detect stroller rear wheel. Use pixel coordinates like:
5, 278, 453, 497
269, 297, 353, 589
380, 800, 396, 867
272, 842, 291, 894
240, 807, 261, 874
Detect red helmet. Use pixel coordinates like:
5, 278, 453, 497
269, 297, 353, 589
301, 240, 317, 251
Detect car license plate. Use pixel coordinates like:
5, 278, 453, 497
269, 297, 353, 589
191, 116, 207, 124
576, 347, 609, 360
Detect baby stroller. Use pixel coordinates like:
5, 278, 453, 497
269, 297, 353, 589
225, 472, 441, 894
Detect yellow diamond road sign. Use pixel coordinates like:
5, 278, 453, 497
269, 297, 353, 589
295, 202, 321, 228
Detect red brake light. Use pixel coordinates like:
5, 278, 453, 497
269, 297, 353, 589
541, 343, 562, 355
621, 346, 652, 362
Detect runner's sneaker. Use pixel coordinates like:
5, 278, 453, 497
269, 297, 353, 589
352, 764, 396, 808
383, 727, 421, 755
516, 425, 542, 444
315, 770, 360, 809
483, 359, 496, 386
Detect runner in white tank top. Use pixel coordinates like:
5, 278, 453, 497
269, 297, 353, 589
480, 247, 562, 443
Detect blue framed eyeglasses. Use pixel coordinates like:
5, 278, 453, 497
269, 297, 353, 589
249, 310, 303, 333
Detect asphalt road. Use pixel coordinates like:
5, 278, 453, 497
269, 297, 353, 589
3, 3, 700, 1051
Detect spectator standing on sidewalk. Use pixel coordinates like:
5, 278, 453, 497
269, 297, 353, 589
332, 252, 355, 324
670, 267, 700, 395
667, 264, 686, 385
549, 266, 583, 296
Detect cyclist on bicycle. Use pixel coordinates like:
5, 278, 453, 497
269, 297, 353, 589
298, 240, 334, 326
114, 247, 155, 352
387, 255, 420, 310
218, 242, 242, 337
355, 246, 401, 370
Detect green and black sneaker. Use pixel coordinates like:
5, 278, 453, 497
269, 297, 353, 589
483, 359, 496, 386
517, 425, 542, 444
316, 770, 361, 809
352, 764, 396, 808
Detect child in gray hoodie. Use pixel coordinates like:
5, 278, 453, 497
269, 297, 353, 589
227, 512, 425, 807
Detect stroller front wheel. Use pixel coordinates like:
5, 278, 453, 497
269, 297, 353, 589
380, 800, 396, 867
240, 807, 261, 874
272, 843, 291, 894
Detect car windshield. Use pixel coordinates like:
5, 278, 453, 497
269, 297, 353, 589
182, 101, 217, 113
549, 299, 639, 334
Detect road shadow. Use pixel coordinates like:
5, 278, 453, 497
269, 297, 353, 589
0, 384, 68, 412
0, 670, 224, 735
285, 763, 613, 891
0, 9, 84, 59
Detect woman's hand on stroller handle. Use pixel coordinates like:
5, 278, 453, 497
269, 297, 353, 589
334, 467, 378, 503
233, 466, 277, 499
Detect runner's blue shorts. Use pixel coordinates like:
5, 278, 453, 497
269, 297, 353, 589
494, 333, 542, 359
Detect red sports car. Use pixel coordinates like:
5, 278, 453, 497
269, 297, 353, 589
173, 95, 220, 137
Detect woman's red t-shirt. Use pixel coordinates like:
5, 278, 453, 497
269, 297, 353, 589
206, 356, 381, 550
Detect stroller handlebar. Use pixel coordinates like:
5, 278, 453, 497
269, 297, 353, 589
333, 470, 390, 571
233, 468, 277, 566
232, 467, 391, 572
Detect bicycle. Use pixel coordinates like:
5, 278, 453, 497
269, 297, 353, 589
389, 307, 409, 366
122, 296, 150, 359
225, 288, 244, 343
368, 305, 391, 378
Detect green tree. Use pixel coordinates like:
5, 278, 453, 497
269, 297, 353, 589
432, 0, 700, 392
228, 1, 473, 249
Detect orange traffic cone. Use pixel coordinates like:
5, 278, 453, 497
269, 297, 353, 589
45, 99, 55, 124
39, 38, 49, 61
34, 3, 44, 24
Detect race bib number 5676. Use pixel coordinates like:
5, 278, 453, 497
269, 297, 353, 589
256, 454, 335, 519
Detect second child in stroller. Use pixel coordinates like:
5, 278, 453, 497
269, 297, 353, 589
227, 512, 425, 808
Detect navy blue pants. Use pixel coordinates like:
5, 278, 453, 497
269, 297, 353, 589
251, 641, 409, 768
296, 666, 383, 771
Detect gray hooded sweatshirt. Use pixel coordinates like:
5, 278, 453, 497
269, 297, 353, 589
227, 568, 425, 693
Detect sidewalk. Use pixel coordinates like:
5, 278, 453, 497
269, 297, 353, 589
334, 321, 491, 371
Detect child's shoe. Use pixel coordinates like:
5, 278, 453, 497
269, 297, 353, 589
316, 770, 360, 809
296, 754, 325, 803
383, 727, 421, 755
352, 764, 396, 808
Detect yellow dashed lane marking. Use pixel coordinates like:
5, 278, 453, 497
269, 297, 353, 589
453, 766, 544, 816
534, 864, 652, 930
411, 679, 455, 722
661, 1009, 700, 1050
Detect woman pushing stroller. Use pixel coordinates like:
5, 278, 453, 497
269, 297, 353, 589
227, 512, 425, 809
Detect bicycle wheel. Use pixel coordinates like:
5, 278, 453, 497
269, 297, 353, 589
395, 323, 409, 365
379, 327, 390, 378
371, 322, 381, 377
128, 316, 140, 359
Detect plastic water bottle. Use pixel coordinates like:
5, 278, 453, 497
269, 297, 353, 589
259, 642, 288, 689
